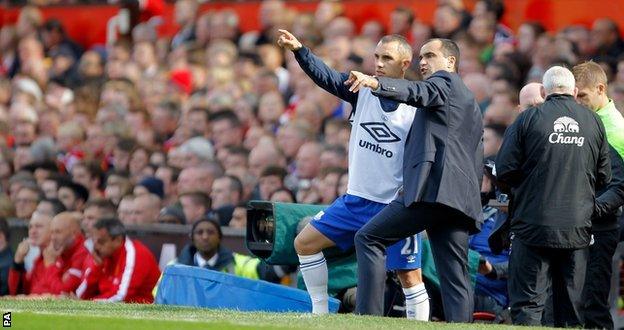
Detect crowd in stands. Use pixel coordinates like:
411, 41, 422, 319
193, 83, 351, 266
0, 0, 623, 318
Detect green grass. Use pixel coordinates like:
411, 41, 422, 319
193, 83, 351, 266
0, 299, 549, 329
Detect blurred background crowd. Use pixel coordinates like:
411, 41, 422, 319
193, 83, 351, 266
0, 0, 623, 305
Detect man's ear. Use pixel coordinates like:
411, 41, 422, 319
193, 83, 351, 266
598, 83, 607, 95
573, 86, 579, 98
447, 56, 456, 71
540, 86, 546, 98
402, 59, 411, 71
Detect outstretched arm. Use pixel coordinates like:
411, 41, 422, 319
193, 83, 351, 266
278, 29, 357, 105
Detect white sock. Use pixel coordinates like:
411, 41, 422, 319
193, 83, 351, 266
298, 252, 329, 314
403, 283, 429, 321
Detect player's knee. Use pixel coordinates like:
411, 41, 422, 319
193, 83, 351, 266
294, 233, 317, 255
397, 269, 423, 288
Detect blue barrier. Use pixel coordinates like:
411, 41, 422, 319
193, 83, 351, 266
155, 264, 340, 313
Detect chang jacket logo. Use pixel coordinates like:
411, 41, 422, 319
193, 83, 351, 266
548, 116, 584, 146
358, 122, 400, 158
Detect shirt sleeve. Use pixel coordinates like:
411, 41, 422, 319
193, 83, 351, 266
495, 114, 527, 189
595, 118, 612, 191
371, 72, 451, 109
594, 145, 624, 219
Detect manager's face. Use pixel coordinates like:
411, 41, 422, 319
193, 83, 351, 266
419, 40, 455, 79
373, 40, 410, 79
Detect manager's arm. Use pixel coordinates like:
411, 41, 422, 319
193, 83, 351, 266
370, 71, 452, 108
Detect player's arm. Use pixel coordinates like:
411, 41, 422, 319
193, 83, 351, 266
278, 29, 357, 105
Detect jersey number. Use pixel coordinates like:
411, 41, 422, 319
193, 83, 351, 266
400, 234, 419, 255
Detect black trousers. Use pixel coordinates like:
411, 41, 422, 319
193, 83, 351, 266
354, 200, 473, 322
582, 229, 619, 330
508, 239, 587, 327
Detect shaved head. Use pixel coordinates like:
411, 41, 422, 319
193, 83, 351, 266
518, 82, 545, 112
50, 211, 82, 250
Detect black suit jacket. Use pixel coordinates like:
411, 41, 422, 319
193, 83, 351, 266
373, 71, 484, 232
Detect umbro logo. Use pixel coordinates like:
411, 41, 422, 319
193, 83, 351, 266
359, 122, 400, 143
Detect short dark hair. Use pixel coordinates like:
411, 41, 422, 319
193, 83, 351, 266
220, 175, 243, 197
39, 198, 67, 216
393, 6, 415, 25
209, 110, 242, 128
84, 198, 117, 216
59, 181, 90, 202
116, 138, 136, 153
94, 217, 126, 239
260, 166, 288, 180
431, 38, 460, 72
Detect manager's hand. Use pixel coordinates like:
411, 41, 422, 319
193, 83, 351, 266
344, 71, 379, 92
277, 29, 302, 51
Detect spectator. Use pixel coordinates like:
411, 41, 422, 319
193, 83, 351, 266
179, 191, 210, 225
258, 166, 287, 200
57, 181, 89, 212
35, 198, 66, 218
134, 176, 165, 200
591, 18, 624, 65
171, 0, 198, 49
155, 165, 179, 206
129, 193, 161, 225
269, 188, 297, 203
294, 141, 322, 182
117, 195, 135, 225
71, 161, 103, 199
8, 211, 52, 295
316, 167, 346, 205
77, 218, 160, 303
229, 203, 247, 229
276, 121, 314, 165
0, 218, 12, 296
210, 175, 243, 226
82, 199, 117, 252
157, 207, 185, 224
210, 110, 244, 152
177, 164, 222, 196
14, 183, 42, 221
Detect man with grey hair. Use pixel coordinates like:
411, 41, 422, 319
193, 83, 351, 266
496, 66, 611, 326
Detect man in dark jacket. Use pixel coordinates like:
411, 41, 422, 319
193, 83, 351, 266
573, 61, 624, 329
496, 66, 611, 326
345, 38, 483, 322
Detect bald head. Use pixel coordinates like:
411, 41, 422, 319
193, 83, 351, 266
518, 82, 545, 111
50, 212, 82, 250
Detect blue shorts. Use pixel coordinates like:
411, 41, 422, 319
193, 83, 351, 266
310, 194, 421, 270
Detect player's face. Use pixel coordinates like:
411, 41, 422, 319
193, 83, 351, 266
373, 41, 408, 79
576, 83, 604, 111
419, 40, 455, 79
